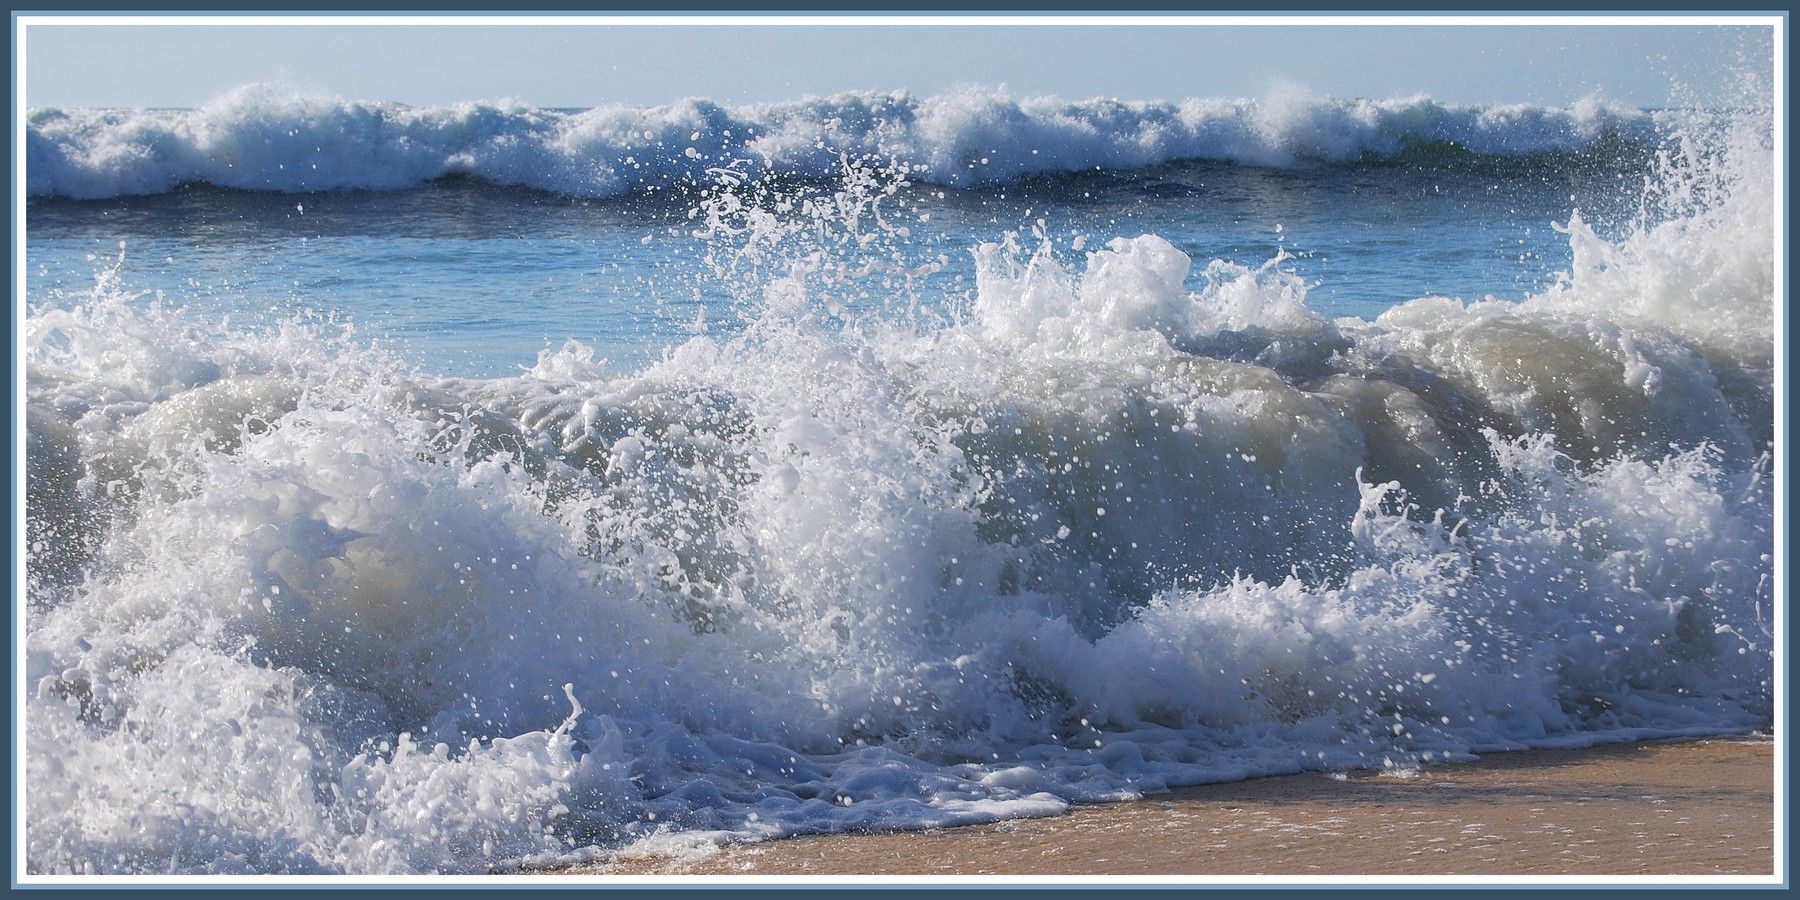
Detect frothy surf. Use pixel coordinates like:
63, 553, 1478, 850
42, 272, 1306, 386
28, 84, 1665, 200
21, 89, 1776, 875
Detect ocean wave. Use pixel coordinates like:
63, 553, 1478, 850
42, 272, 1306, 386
22, 103, 1776, 874
25, 83, 1670, 200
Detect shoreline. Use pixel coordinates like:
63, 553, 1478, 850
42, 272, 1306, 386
548, 734, 1778, 881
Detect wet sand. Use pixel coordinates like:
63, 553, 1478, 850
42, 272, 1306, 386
558, 736, 1777, 881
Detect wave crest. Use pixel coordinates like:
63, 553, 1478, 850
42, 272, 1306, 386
28, 83, 1664, 200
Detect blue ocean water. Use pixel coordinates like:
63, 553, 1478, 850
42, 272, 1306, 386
30, 157, 1631, 379
20, 86, 1777, 876
27, 90, 1653, 377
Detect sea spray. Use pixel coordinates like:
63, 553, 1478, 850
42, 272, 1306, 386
22, 93, 1774, 875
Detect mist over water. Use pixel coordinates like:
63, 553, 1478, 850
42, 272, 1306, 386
21, 85, 1777, 875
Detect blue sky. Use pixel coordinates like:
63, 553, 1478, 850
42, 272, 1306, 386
17, 14, 1780, 111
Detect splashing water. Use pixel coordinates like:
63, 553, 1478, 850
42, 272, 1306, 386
21, 89, 1776, 875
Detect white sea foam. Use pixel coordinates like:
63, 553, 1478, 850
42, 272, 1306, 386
26, 84, 1663, 200
20, 96, 1775, 876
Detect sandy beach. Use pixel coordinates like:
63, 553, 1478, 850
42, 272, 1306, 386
556, 735, 1778, 881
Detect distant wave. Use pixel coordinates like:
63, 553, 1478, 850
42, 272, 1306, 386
26, 83, 1670, 200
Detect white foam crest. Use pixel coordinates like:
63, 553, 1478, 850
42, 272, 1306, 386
968, 231, 1324, 361
1362, 294, 1763, 465
1020, 432, 1771, 758
28, 642, 345, 874
27, 84, 1663, 199
26, 299, 716, 872
1528, 106, 1775, 366
27, 255, 238, 407
1341, 104, 1776, 468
